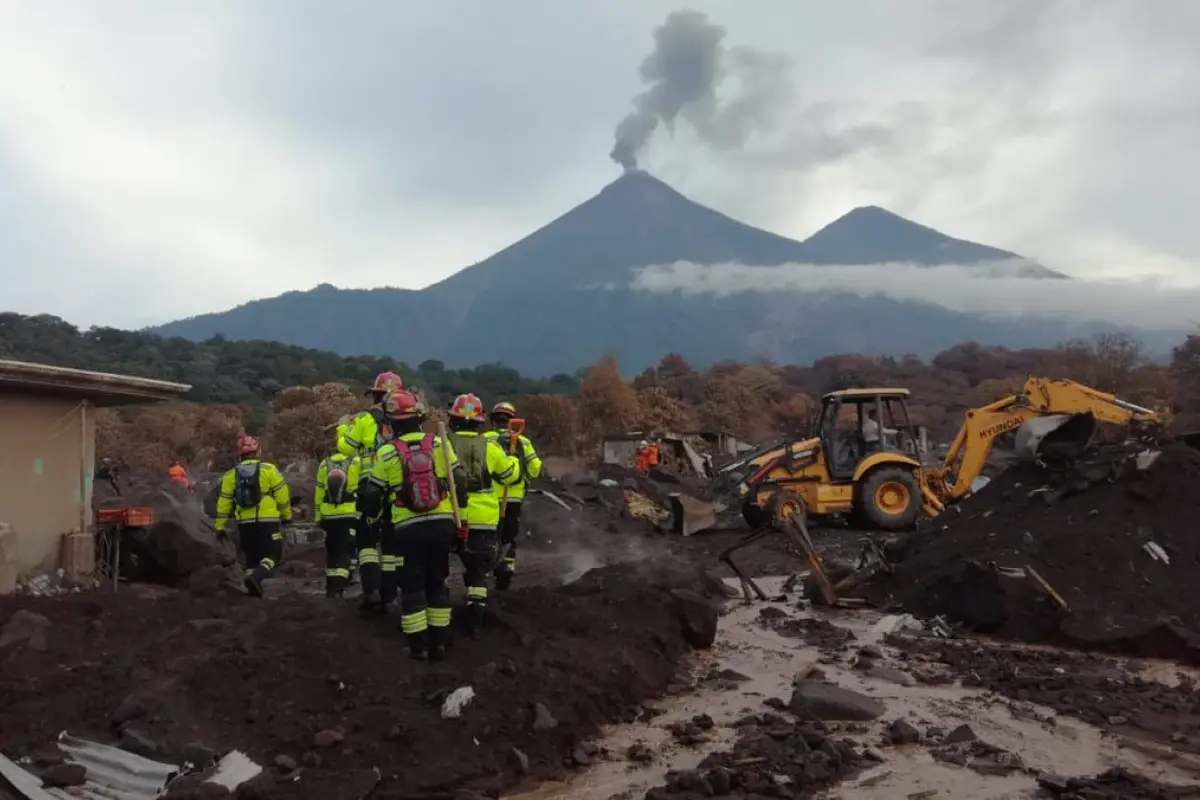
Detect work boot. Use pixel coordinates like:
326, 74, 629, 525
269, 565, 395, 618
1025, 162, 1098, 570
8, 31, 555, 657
244, 575, 264, 598
464, 603, 485, 639
427, 627, 448, 661
326, 586, 343, 599
406, 631, 428, 661
494, 566, 513, 592
357, 591, 384, 614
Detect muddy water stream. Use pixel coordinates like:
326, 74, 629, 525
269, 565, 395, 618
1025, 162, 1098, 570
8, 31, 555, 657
506, 576, 1199, 799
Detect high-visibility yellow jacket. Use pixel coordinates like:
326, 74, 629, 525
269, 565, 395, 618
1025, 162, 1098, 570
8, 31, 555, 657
449, 430, 521, 529
214, 458, 291, 529
314, 453, 362, 523
337, 409, 391, 469
484, 431, 543, 502
368, 432, 465, 529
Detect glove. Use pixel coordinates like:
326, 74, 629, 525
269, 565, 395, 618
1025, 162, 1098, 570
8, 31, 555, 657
215, 526, 230, 544
457, 524, 470, 542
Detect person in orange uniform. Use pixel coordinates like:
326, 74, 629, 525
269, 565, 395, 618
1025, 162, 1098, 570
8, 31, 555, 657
168, 460, 194, 491
634, 440, 651, 471
646, 439, 661, 469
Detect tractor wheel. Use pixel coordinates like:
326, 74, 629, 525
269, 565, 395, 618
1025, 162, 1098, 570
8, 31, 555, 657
767, 488, 807, 530
741, 500, 770, 530
857, 467, 921, 531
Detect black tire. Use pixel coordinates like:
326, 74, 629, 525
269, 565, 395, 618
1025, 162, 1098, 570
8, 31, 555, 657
767, 488, 806, 530
857, 467, 921, 531
741, 499, 770, 530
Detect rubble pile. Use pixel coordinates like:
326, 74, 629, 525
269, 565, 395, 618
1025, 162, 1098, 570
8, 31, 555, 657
0, 564, 721, 799
1036, 768, 1189, 799
645, 712, 867, 799
867, 443, 1200, 661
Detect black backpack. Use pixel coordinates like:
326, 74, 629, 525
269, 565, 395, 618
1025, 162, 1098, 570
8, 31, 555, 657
233, 462, 263, 508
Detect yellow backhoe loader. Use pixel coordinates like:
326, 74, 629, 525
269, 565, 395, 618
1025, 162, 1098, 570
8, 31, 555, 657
705, 377, 1164, 534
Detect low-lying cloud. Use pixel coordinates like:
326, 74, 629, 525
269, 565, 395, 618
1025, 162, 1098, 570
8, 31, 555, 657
630, 260, 1200, 330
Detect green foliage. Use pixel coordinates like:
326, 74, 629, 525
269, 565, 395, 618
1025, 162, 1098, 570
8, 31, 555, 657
0, 312, 578, 408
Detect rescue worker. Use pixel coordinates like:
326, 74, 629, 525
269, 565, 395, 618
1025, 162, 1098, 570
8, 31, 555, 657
96, 457, 121, 495
213, 436, 292, 597
359, 390, 468, 661
646, 439, 661, 469
314, 451, 362, 598
168, 460, 194, 490
485, 401, 543, 591
634, 439, 651, 471
445, 393, 521, 636
336, 370, 405, 612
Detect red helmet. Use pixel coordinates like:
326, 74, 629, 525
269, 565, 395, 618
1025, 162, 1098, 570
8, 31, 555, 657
236, 436, 260, 457
368, 371, 404, 396
449, 393, 485, 421
491, 401, 517, 419
383, 389, 426, 420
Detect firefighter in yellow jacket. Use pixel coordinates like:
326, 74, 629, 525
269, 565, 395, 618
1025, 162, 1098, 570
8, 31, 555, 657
214, 436, 292, 598
485, 401, 543, 590
359, 390, 468, 661
336, 370, 404, 611
445, 393, 521, 636
314, 452, 362, 598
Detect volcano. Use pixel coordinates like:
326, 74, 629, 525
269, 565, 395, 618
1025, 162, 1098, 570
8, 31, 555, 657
153, 172, 1088, 373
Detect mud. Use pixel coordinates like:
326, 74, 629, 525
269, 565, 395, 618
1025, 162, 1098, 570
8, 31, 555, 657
0, 563, 720, 799
864, 443, 1200, 662
888, 635, 1200, 757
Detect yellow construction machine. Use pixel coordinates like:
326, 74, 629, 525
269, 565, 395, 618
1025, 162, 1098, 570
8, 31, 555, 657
709, 376, 1164, 533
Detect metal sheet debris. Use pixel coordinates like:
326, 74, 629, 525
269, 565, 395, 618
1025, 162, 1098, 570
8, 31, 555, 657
1, 734, 176, 800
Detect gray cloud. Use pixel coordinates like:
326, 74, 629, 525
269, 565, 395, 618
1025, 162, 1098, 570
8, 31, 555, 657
0, 2, 1197, 331
631, 261, 1200, 331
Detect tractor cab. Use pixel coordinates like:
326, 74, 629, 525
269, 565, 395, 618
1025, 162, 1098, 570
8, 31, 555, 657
816, 388, 921, 481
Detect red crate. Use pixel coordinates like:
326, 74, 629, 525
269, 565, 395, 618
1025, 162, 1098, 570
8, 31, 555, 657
94, 506, 156, 527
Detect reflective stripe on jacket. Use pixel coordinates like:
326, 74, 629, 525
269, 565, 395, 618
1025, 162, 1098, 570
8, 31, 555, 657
369, 432, 462, 529
484, 431, 543, 502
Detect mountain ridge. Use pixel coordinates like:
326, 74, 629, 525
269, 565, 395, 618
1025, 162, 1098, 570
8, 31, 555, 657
151, 171, 1112, 374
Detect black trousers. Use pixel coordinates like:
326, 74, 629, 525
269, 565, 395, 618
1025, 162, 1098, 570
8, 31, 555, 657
456, 527, 498, 608
396, 518, 456, 635
380, 520, 399, 604
238, 521, 283, 582
320, 517, 355, 594
494, 501, 522, 576
356, 513, 382, 597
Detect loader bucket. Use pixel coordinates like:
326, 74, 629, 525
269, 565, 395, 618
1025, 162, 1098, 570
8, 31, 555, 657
669, 493, 722, 537
1013, 413, 1098, 462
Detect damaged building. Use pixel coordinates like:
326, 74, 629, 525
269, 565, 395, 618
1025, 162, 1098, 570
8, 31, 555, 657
0, 359, 190, 592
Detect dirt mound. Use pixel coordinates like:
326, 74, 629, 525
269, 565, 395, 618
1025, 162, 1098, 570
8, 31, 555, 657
888, 636, 1200, 755
1037, 768, 1193, 799
0, 563, 720, 799
645, 712, 866, 798
866, 444, 1200, 661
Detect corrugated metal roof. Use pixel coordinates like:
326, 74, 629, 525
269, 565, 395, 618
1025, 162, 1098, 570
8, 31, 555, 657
0, 735, 177, 800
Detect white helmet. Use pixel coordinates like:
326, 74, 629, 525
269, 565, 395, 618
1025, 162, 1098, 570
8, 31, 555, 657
640, 439, 649, 447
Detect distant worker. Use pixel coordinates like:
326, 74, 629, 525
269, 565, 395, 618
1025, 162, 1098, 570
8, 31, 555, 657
446, 393, 521, 636
168, 460, 194, 491
485, 402, 543, 591
646, 439, 661, 469
96, 457, 121, 495
337, 370, 405, 612
863, 410, 898, 450
213, 436, 292, 597
360, 390, 468, 661
314, 451, 362, 598
634, 439, 651, 472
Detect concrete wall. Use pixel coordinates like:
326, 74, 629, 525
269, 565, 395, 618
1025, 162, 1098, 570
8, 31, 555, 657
0, 392, 94, 577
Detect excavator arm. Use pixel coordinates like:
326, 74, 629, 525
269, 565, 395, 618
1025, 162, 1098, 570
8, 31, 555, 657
926, 376, 1162, 505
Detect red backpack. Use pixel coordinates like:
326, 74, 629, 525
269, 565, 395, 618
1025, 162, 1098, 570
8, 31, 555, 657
393, 434, 447, 512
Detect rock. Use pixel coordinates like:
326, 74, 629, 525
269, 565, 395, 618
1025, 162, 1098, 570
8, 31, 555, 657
570, 747, 592, 767
312, 728, 344, 748
186, 565, 242, 598
943, 724, 977, 744
181, 742, 219, 765
112, 693, 150, 725
532, 702, 559, 731
670, 589, 719, 649
715, 667, 751, 683
858, 644, 884, 659
198, 784, 234, 799
235, 771, 276, 800
119, 726, 161, 756
866, 666, 916, 687
302, 752, 322, 768
790, 682, 887, 721
40, 763, 87, 788
30, 748, 65, 767
0, 609, 50, 651
862, 746, 887, 763
887, 718, 922, 745
627, 742, 654, 763
508, 747, 530, 774
273, 755, 298, 773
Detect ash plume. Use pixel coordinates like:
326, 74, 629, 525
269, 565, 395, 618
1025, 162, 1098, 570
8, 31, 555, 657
610, 9, 791, 170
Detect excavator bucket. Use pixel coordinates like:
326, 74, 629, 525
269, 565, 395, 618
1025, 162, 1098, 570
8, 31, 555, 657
1013, 413, 1098, 462
669, 493, 725, 537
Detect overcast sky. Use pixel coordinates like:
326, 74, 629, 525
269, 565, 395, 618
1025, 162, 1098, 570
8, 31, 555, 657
2, 1, 1198, 329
